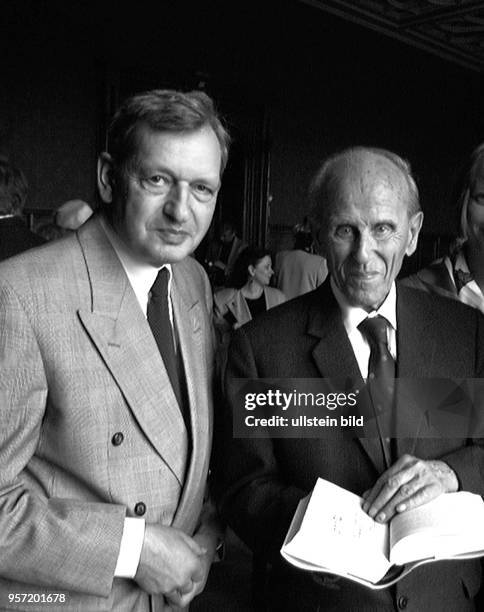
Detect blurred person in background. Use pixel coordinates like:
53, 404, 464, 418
274, 219, 327, 300
214, 246, 286, 334
0, 158, 45, 260
213, 246, 285, 373
204, 219, 246, 289
55, 198, 94, 231
35, 199, 94, 241
404, 143, 484, 313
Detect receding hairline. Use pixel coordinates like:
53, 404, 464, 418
107, 88, 230, 176
126, 121, 223, 166
309, 146, 421, 225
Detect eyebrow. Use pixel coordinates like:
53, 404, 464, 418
137, 164, 220, 186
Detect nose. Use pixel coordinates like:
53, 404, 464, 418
164, 181, 190, 224
352, 231, 373, 264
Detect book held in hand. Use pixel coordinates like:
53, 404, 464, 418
281, 477, 484, 589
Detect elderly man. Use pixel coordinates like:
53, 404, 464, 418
216, 147, 484, 611
0, 89, 229, 611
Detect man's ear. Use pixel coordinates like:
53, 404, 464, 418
406, 211, 424, 256
97, 152, 115, 204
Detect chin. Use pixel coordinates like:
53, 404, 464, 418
349, 291, 383, 311
156, 241, 195, 264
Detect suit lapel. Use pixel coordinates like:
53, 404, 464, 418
228, 290, 250, 325
394, 285, 437, 457
76, 217, 188, 485
170, 263, 212, 528
307, 282, 387, 472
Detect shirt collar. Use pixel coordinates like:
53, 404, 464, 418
330, 276, 397, 334
100, 215, 172, 314
454, 248, 471, 274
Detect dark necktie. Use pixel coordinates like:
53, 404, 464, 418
358, 315, 396, 467
454, 268, 473, 292
147, 268, 185, 415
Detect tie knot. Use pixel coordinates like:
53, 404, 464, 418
358, 315, 389, 346
150, 267, 170, 299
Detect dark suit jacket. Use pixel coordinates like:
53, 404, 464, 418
216, 280, 484, 611
0, 215, 45, 261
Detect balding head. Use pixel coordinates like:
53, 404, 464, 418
309, 147, 423, 311
309, 147, 420, 232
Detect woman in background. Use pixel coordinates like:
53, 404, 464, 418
404, 142, 484, 313
214, 247, 286, 368
215, 246, 286, 330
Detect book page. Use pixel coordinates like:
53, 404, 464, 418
282, 478, 391, 584
389, 492, 484, 566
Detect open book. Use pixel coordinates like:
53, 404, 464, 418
281, 477, 484, 589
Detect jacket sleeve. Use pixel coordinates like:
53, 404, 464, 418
213, 326, 305, 561
0, 280, 126, 597
440, 309, 484, 495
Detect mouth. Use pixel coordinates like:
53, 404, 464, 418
155, 228, 190, 245
349, 271, 380, 282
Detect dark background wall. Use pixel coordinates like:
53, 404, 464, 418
1, 0, 482, 264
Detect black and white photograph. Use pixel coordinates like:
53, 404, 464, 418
0, 1, 483, 610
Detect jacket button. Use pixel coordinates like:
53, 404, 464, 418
398, 596, 408, 609
134, 502, 146, 516
111, 432, 124, 446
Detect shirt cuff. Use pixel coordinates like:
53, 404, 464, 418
114, 517, 146, 578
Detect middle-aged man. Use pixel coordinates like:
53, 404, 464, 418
216, 147, 484, 611
0, 89, 229, 611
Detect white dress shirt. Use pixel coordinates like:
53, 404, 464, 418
331, 278, 398, 460
444, 250, 484, 314
330, 277, 397, 379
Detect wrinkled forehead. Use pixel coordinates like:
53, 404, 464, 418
334, 151, 409, 204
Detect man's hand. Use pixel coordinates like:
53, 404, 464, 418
362, 454, 459, 523
164, 531, 218, 607
134, 524, 206, 605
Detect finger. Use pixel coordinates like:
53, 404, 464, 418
363, 468, 416, 521
190, 563, 205, 584
177, 579, 193, 596
165, 590, 183, 607
373, 476, 422, 522
362, 454, 418, 512
191, 577, 207, 598
165, 589, 194, 608
180, 532, 207, 557
379, 481, 442, 521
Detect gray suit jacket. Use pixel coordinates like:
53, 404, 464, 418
0, 216, 216, 611
274, 249, 327, 300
